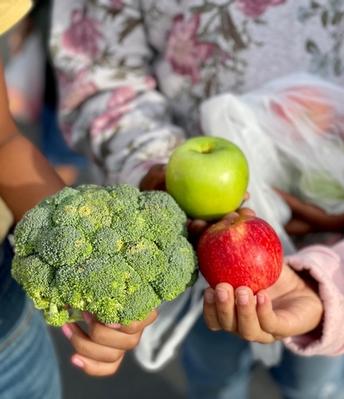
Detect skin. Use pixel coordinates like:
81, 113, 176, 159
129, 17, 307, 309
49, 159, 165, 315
62, 311, 158, 376
203, 263, 323, 343
0, 60, 156, 376
275, 188, 344, 235
141, 165, 324, 343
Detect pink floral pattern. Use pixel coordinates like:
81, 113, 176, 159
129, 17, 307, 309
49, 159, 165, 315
237, 0, 286, 18
91, 87, 136, 137
62, 10, 103, 59
109, 0, 123, 9
58, 69, 98, 111
51, 0, 344, 189
165, 14, 214, 83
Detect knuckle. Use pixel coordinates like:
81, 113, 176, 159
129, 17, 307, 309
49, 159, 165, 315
126, 322, 140, 334
106, 349, 123, 363
71, 336, 89, 355
84, 361, 121, 377
125, 334, 140, 349
222, 324, 234, 333
241, 333, 257, 342
262, 323, 275, 335
89, 325, 107, 344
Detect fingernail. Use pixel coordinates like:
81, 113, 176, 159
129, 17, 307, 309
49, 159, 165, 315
106, 323, 122, 329
216, 288, 228, 303
257, 293, 265, 305
71, 356, 84, 369
236, 290, 249, 305
83, 312, 93, 324
61, 324, 73, 339
204, 290, 215, 304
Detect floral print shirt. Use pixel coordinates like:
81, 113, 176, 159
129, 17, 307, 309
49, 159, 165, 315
50, 0, 344, 186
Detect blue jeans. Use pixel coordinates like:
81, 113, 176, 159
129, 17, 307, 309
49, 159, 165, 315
182, 317, 344, 399
0, 240, 61, 399
41, 105, 86, 168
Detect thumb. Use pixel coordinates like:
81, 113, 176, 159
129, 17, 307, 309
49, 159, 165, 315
256, 292, 280, 335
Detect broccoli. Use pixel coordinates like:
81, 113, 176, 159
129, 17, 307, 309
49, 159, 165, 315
11, 184, 197, 326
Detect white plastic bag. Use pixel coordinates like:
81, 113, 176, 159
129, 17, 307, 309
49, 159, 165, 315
201, 73, 344, 254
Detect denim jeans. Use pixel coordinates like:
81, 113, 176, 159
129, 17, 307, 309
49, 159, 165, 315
182, 317, 344, 399
0, 240, 61, 399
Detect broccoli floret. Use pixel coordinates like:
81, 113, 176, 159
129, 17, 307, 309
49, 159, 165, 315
111, 210, 146, 242
12, 184, 198, 326
107, 184, 140, 214
14, 204, 52, 257
119, 281, 161, 325
93, 227, 124, 255
12, 255, 54, 309
139, 191, 187, 247
53, 188, 112, 233
44, 304, 70, 327
152, 237, 197, 301
45, 186, 78, 206
124, 239, 168, 283
37, 226, 92, 267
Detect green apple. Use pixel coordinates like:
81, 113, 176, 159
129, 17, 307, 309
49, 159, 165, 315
166, 136, 249, 220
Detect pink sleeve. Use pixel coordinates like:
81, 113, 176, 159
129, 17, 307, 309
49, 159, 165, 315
283, 240, 344, 356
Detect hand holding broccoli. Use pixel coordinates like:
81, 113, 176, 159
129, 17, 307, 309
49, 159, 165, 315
61, 311, 157, 376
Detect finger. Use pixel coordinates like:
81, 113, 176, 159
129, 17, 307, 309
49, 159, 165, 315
203, 288, 221, 331
139, 164, 166, 191
71, 353, 125, 377
188, 219, 209, 237
256, 291, 280, 335
88, 323, 141, 350
235, 287, 274, 343
284, 218, 313, 235
214, 283, 236, 331
274, 189, 344, 229
115, 310, 158, 334
61, 323, 124, 363
238, 207, 256, 218
87, 310, 157, 349
222, 212, 240, 222
238, 192, 250, 208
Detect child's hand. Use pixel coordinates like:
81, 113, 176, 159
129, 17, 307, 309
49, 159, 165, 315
203, 265, 323, 343
139, 164, 166, 191
61, 311, 157, 376
276, 189, 344, 235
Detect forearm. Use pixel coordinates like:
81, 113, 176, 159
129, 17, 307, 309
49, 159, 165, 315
0, 130, 65, 221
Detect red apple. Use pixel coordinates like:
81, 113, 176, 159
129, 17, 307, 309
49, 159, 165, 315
197, 215, 283, 293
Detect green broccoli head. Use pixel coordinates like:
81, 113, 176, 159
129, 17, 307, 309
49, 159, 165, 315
12, 184, 198, 326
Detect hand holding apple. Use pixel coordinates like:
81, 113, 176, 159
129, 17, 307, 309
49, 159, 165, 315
203, 264, 323, 343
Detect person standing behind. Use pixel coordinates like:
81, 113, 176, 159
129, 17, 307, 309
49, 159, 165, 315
0, 3, 157, 398
50, 1, 344, 398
